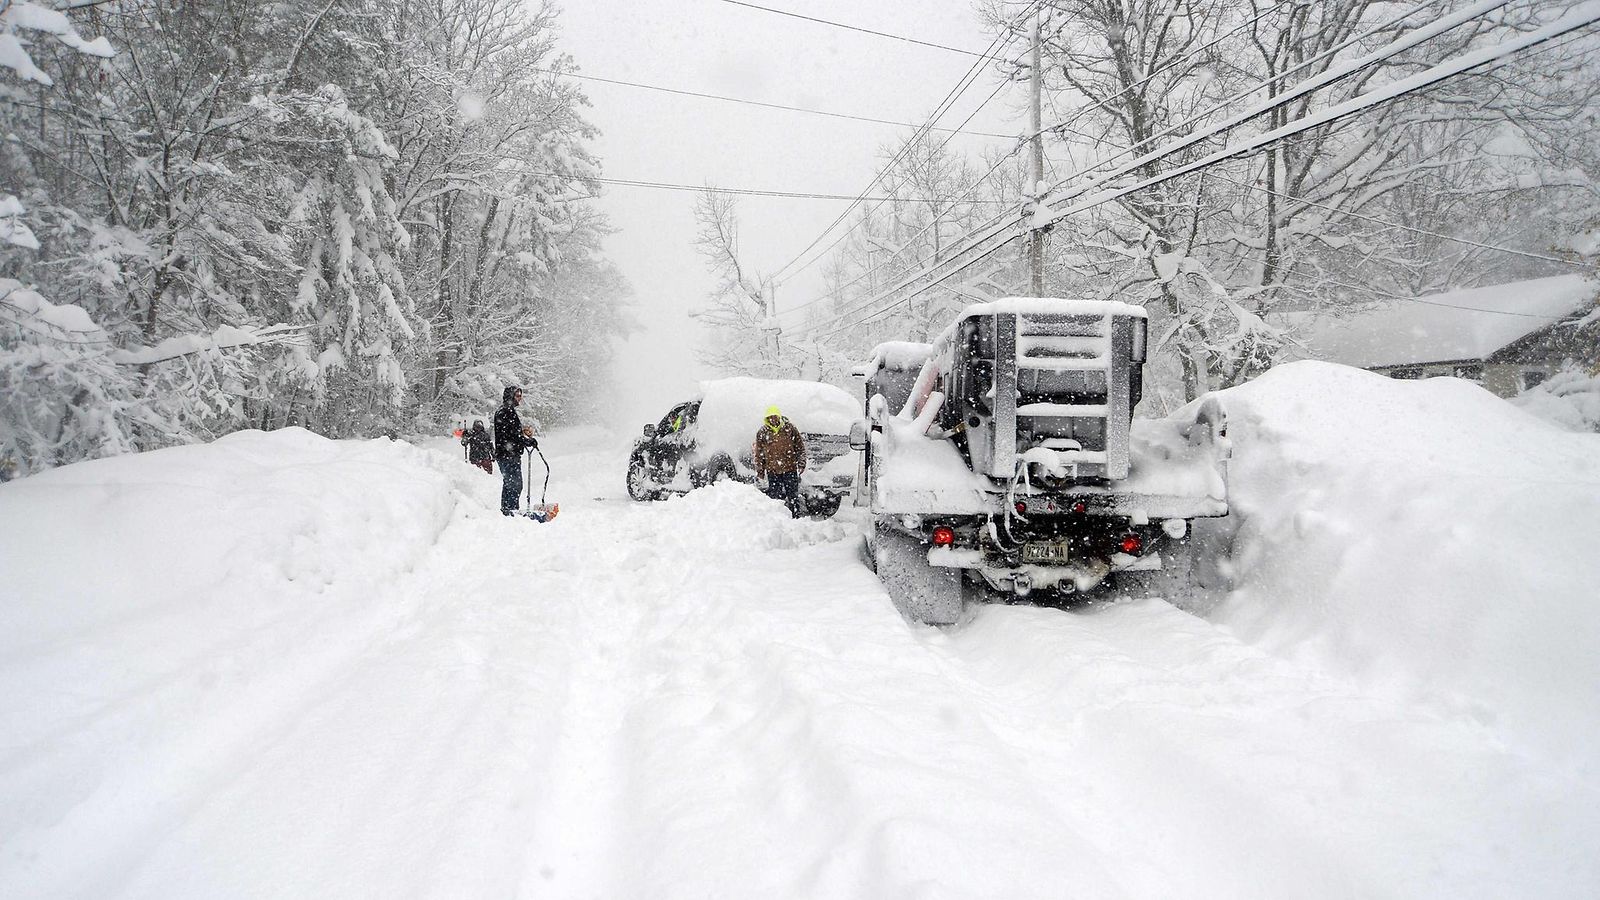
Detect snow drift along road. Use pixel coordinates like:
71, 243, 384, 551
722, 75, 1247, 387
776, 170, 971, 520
1209, 361, 1600, 777
2, 369, 1598, 898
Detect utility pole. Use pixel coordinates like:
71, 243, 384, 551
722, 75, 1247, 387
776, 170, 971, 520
1028, 8, 1047, 297
760, 282, 781, 367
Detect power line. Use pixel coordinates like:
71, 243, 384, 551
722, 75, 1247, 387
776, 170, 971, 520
537, 172, 1016, 203
530, 67, 1015, 139
3, 99, 1019, 204
1034, 0, 1501, 212
784, 0, 1311, 317
1026, 0, 1302, 145
795, 4, 1600, 340
769, 0, 1045, 284
791, 0, 1449, 327
715, 0, 1001, 60
776, 140, 1031, 321
765, 10, 1034, 277
819, 1, 1520, 333
779, 0, 1303, 316
816, 233, 1024, 339
1033, 5, 1600, 233
774, 74, 1021, 288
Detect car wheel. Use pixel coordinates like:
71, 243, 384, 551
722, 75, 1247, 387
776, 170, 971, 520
807, 493, 842, 519
705, 455, 737, 485
626, 456, 659, 501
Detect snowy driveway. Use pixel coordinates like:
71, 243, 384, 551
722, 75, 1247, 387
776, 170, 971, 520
2, 430, 1595, 899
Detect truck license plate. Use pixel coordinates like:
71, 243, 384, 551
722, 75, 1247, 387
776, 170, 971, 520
1022, 540, 1070, 563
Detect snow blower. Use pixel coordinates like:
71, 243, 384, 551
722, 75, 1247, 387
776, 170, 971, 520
523, 447, 560, 523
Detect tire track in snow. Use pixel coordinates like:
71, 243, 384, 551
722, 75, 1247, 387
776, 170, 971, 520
93, 512, 594, 898
507, 515, 658, 899
1, 490, 486, 898
576, 492, 1129, 898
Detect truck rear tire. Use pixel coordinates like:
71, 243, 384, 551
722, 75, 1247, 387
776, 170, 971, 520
873, 522, 965, 625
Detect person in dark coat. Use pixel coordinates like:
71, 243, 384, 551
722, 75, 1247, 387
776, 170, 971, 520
752, 405, 807, 518
461, 420, 494, 474
493, 386, 540, 516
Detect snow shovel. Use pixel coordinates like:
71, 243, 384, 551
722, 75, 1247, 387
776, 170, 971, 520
523, 447, 560, 523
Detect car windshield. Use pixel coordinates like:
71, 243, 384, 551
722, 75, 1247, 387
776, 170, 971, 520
657, 403, 696, 434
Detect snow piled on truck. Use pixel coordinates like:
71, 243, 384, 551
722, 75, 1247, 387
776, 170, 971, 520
868, 394, 1228, 515
1209, 361, 1600, 775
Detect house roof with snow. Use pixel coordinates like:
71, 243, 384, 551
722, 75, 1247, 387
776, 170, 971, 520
1283, 274, 1598, 369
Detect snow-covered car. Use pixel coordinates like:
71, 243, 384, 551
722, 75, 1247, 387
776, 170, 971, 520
626, 377, 859, 517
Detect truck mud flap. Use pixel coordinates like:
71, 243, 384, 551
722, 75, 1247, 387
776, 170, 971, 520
873, 523, 965, 625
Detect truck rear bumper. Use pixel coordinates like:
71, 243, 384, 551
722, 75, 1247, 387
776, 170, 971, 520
926, 546, 1162, 594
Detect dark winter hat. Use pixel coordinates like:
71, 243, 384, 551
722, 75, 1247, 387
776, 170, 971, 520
503, 385, 522, 405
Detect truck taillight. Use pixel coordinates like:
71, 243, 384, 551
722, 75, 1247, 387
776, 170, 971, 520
1120, 534, 1143, 555
931, 526, 956, 547
1014, 501, 1027, 515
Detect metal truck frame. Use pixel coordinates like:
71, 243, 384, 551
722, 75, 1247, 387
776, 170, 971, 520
852, 298, 1230, 625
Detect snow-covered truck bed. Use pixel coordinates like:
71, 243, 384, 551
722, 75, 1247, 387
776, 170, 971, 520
857, 298, 1229, 623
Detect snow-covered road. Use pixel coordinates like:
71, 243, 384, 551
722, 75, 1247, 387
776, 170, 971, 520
3, 417, 1598, 898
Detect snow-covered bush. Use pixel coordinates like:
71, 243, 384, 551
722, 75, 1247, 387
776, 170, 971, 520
0, 280, 162, 472
0, 1, 112, 84
1511, 367, 1600, 433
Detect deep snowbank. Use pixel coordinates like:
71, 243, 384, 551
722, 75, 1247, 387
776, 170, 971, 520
2, 428, 466, 652
1208, 362, 1600, 773
0, 428, 480, 890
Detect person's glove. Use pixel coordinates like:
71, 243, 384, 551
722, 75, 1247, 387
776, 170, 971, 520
527, 436, 539, 450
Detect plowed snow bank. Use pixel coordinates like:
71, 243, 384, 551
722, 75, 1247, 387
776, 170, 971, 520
2, 428, 464, 651
1209, 361, 1600, 773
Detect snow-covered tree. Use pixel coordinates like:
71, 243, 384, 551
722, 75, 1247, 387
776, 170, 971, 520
796, 1, 1599, 406
1002, 0, 1600, 402
692, 188, 798, 378
0, 0, 631, 472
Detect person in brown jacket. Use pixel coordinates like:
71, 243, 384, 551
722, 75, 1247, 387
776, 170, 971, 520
753, 404, 807, 517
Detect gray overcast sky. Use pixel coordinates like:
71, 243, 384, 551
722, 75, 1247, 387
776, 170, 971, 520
553, 0, 1028, 426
